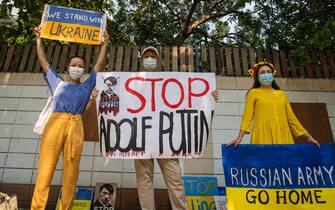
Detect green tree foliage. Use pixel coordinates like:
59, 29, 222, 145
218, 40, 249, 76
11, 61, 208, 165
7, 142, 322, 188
108, 0, 251, 46
235, 0, 335, 52
0, 0, 334, 52
0, 0, 250, 46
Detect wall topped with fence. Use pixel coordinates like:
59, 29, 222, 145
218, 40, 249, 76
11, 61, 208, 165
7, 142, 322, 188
0, 44, 334, 78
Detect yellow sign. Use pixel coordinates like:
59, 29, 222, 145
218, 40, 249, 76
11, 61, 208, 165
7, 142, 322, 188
227, 187, 335, 210
40, 5, 106, 44
186, 196, 216, 210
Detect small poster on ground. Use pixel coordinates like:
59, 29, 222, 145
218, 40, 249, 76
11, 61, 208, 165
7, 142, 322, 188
91, 183, 117, 210
183, 176, 219, 210
56, 187, 94, 210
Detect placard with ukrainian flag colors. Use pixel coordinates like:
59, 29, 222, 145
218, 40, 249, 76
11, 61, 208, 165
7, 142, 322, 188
40, 5, 106, 44
56, 187, 94, 210
221, 144, 335, 210
183, 176, 219, 210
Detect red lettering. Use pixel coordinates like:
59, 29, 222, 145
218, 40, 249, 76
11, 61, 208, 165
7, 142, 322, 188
188, 77, 209, 108
126, 76, 209, 112
162, 78, 185, 109
145, 78, 164, 111
125, 77, 146, 113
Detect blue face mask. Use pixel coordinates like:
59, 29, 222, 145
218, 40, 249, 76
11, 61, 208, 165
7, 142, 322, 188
258, 73, 274, 86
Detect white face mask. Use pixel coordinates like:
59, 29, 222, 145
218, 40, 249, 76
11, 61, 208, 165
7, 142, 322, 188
68, 66, 84, 80
143, 57, 158, 70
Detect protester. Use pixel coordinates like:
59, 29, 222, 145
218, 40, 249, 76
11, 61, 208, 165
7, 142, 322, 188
30, 26, 108, 210
227, 61, 319, 147
134, 46, 218, 210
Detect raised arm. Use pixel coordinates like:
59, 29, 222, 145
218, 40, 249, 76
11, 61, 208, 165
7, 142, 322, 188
94, 31, 109, 72
34, 26, 49, 73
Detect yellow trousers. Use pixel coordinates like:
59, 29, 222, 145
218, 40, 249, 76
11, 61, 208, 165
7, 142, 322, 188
31, 112, 84, 210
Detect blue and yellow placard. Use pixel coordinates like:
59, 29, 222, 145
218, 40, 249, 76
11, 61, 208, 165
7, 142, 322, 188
40, 5, 106, 44
183, 176, 219, 210
56, 187, 94, 210
221, 144, 335, 210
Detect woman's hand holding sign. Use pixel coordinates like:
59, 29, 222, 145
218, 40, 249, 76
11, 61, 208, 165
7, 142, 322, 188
305, 133, 320, 148
92, 88, 99, 99
34, 26, 41, 37
211, 90, 218, 102
226, 131, 245, 148
35, 26, 49, 73
94, 31, 109, 72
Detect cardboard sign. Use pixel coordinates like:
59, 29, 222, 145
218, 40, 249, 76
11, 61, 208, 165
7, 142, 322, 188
56, 187, 94, 210
183, 176, 219, 210
222, 144, 335, 210
92, 183, 117, 210
40, 5, 106, 44
96, 72, 216, 159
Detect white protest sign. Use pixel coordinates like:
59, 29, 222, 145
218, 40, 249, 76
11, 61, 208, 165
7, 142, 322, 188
96, 72, 216, 159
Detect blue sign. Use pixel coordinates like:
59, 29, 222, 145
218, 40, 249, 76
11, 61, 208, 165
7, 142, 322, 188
221, 144, 335, 210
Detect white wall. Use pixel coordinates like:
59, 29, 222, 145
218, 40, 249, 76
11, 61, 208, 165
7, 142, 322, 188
0, 83, 334, 188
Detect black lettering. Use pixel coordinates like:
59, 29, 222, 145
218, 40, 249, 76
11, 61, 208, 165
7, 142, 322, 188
288, 190, 300, 205
73, 27, 82, 39
200, 110, 210, 153
314, 190, 326, 204
246, 190, 256, 204
84, 28, 92, 40
174, 110, 188, 155
276, 190, 287, 204
194, 115, 198, 153
100, 115, 109, 153
159, 111, 173, 154
176, 110, 197, 155
59, 24, 68, 37
49, 22, 58, 35
187, 110, 197, 153
92, 30, 100, 41
106, 118, 138, 152
137, 116, 152, 151
107, 119, 120, 152
117, 118, 137, 152
258, 190, 269, 204
301, 190, 313, 204
66, 26, 74, 38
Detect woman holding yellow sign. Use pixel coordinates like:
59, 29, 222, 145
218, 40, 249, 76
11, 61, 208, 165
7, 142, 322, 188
227, 61, 319, 148
30, 26, 108, 210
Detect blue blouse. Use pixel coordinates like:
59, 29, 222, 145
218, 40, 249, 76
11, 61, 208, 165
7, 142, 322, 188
44, 66, 96, 114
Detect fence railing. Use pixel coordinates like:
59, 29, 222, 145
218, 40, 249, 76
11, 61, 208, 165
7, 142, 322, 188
0, 44, 334, 78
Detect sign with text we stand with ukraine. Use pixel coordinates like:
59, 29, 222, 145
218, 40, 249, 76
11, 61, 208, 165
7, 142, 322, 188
40, 5, 106, 44
95, 72, 216, 159
222, 144, 335, 210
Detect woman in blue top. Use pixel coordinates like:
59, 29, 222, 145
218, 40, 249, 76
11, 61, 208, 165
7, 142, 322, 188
31, 26, 108, 210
